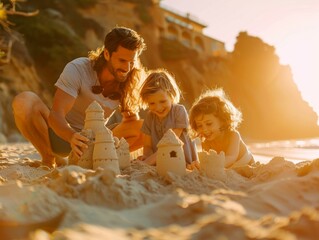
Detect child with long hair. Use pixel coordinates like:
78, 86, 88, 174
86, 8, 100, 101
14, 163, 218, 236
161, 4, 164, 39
189, 88, 254, 170
138, 69, 198, 167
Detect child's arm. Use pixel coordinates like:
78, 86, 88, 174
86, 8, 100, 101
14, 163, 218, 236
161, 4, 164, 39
139, 134, 157, 165
143, 153, 157, 165
142, 134, 153, 157
224, 131, 241, 168
172, 128, 183, 138
173, 128, 200, 170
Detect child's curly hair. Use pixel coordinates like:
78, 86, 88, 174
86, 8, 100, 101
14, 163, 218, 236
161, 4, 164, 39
189, 88, 242, 139
139, 69, 181, 109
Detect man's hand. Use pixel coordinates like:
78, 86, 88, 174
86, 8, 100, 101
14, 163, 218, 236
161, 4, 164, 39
70, 132, 89, 158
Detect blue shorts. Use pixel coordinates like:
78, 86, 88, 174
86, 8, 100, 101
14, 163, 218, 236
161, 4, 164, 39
48, 128, 71, 157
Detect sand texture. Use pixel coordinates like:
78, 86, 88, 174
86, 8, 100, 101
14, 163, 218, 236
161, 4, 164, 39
0, 143, 319, 239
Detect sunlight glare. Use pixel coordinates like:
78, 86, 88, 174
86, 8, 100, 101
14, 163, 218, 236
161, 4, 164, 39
275, 19, 319, 124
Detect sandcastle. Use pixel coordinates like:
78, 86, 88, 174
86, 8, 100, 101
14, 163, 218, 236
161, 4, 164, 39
77, 129, 94, 169
92, 127, 120, 174
156, 129, 186, 177
116, 137, 131, 170
198, 150, 226, 181
69, 101, 130, 174
83, 100, 107, 133
70, 102, 227, 180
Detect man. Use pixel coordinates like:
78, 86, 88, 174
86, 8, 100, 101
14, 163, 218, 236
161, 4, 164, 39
12, 26, 146, 167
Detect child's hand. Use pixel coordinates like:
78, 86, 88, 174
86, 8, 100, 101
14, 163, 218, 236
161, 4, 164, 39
137, 155, 146, 161
186, 161, 200, 170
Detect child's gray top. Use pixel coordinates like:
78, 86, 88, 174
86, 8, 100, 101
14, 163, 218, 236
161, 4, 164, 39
141, 104, 198, 164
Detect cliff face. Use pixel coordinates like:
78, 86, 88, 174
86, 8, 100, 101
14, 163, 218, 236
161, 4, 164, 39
1, 0, 318, 142
224, 32, 319, 140
142, 28, 319, 140
0, 36, 51, 142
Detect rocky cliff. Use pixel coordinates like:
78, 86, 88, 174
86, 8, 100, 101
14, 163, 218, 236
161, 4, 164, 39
1, 0, 318, 143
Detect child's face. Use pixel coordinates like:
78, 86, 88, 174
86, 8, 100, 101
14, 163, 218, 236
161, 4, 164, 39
194, 114, 223, 141
146, 89, 173, 119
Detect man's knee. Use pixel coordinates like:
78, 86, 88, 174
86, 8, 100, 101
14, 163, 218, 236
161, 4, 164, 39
12, 91, 42, 117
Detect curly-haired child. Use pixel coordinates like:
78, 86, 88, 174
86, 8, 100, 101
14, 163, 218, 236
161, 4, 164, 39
189, 88, 254, 173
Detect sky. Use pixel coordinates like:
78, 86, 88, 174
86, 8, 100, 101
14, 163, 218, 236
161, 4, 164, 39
162, 0, 319, 121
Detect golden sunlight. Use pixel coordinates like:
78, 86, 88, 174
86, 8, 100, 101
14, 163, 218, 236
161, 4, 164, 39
275, 19, 319, 123
0, 3, 7, 20
163, 0, 319, 124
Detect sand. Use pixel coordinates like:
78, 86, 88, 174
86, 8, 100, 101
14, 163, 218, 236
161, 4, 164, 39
0, 142, 319, 239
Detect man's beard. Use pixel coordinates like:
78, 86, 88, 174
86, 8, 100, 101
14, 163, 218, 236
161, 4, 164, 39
108, 63, 128, 83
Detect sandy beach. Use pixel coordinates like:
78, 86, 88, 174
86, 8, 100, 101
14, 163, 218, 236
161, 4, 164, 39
0, 140, 319, 240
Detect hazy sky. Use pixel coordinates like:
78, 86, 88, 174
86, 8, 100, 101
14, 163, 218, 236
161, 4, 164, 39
162, 0, 319, 119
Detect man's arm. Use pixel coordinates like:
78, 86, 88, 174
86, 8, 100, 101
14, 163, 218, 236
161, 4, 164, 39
48, 88, 88, 157
112, 111, 144, 151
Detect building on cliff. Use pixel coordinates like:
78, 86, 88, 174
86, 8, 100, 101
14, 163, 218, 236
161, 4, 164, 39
156, 2, 227, 57
79, 0, 226, 58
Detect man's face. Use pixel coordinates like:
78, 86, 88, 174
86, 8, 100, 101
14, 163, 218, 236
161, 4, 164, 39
106, 46, 139, 82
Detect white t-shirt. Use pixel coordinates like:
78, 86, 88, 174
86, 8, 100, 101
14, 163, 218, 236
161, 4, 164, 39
55, 57, 119, 131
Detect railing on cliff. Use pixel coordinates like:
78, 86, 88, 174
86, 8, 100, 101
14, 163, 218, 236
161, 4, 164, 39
159, 3, 208, 27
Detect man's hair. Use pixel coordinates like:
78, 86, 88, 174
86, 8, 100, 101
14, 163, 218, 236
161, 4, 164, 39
89, 26, 146, 73
88, 26, 147, 114
104, 26, 146, 55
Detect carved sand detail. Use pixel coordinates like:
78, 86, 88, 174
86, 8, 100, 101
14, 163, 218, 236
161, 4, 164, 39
83, 101, 107, 134
156, 129, 186, 177
67, 101, 121, 175
198, 150, 226, 181
116, 137, 130, 170
93, 127, 120, 175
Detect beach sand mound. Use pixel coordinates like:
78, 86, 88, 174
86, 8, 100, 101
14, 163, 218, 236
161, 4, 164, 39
0, 143, 319, 239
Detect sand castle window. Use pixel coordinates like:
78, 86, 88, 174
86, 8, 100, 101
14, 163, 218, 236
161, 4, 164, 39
170, 151, 177, 158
